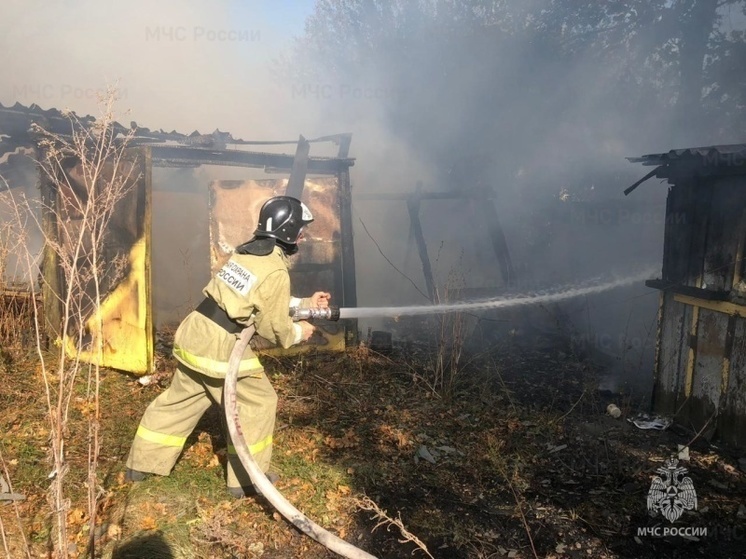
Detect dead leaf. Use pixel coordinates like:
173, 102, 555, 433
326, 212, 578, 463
67, 508, 86, 527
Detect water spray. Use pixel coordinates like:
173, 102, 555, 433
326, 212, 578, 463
291, 267, 658, 322
267, 268, 657, 558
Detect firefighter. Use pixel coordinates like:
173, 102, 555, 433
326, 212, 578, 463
125, 195, 330, 498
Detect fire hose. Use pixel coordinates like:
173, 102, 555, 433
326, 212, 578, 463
222, 268, 653, 556
224, 321, 377, 559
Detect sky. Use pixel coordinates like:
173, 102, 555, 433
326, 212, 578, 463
0, 0, 323, 140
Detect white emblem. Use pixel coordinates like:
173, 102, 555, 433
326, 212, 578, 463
647, 456, 697, 523
301, 202, 313, 222
216, 260, 256, 296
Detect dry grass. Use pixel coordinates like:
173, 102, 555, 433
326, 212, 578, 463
1, 327, 745, 558
0, 87, 142, 559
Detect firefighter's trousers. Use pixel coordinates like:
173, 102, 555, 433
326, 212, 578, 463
126, 363, 277, 489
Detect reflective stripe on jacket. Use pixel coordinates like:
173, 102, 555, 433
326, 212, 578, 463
172, 246, 299, 378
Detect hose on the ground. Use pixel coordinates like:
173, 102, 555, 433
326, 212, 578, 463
224, 326, 378, 559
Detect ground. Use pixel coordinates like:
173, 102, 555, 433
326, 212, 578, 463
1, 328, 745, 559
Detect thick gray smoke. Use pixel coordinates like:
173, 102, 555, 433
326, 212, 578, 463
281, 0, 746, 391
2, 1, 744, 392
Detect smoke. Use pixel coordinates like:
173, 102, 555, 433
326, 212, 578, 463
281, 0, 745, 392
2, 1, 743, 391
0, 0, 332, 324
0, 0, 321, 137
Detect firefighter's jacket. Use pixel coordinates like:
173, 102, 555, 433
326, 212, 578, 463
172, 246, 305, 378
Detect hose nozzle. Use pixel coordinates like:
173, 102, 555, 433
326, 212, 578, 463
290, 307, 341, 322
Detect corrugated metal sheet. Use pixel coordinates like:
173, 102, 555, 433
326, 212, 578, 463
627, 144, 746, 166
0, 102, 354, 176
625, 143, 746, 195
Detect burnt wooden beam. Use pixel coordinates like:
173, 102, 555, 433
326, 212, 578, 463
39, 152, 62, 343
338, 166, 358, 343
624, 167, 661, 196
477, 193, 515, 287
407, 187, 436, 302
662, 179, 696, 283
150, 145, 353, 174
356, 191, 495, 201
140, 146, 155, 374
672, 294, 746, 318
285, 135, 310, 200
645, 279, 729, 301
336, 134, 352, 158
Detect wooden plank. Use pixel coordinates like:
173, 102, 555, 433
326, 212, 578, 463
356, 191, 495, 201
662, 179, 694, 283
142, 147, 154, 374
645, 279, 728, 301
150, 145, 352, 175
39, 153, 62, 343
703, 177, 743, 291
673, 294, 746, 318
689, 309, 727, 433
674, 300, 695, 417
685, 178, 712, 288
335, 134, 352, 158
719, 317, 746, 447
721, 315, 736, 403
654, 292, 689, 416
477, 195, 515, 287
285, 135, 310, 200
684, 305, 700, 399
338, 168, 358, 310
652, 291, 665, 398
733, 207, 746, 288
407, 196, 435, 302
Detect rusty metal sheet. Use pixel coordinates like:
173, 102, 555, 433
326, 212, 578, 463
209, 178, 344, 352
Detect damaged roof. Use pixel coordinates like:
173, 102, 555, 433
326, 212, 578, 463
627, 143, 746, 166
624, 143, 746, 195
0, 101, 353, 176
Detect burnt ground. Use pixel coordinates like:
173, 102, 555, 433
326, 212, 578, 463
1, 328, 745, 559
274, 339, 746, 559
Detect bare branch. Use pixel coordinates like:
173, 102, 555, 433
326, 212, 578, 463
355, 496, 434, 558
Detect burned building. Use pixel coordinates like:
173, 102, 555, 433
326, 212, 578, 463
0, 102, 357, 374
629, 144, 746, 448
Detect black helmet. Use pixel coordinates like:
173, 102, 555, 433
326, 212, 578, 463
254, 196, 314, 254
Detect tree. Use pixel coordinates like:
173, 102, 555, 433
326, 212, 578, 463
290, 0, 745, 161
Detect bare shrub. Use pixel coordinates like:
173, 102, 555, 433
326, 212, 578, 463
1, 87, 138, 558
428, 255, 468, 400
